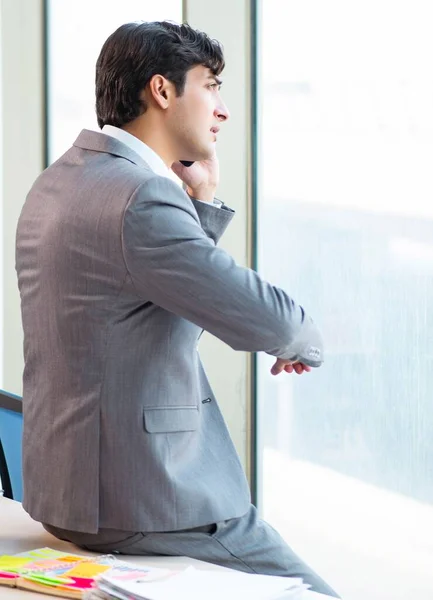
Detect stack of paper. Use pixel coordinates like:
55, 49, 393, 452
87, 566, 309, 600
1, 546, 308, 599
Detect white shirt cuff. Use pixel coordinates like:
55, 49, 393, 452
191, 197, 222, 208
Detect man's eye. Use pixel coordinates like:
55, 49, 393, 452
208, 83, 218, 89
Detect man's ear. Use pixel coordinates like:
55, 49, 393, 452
148, 75, 174, 109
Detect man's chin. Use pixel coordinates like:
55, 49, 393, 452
198, 145, 216, 161
186, 144, 215, 162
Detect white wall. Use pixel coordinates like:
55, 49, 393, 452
0, 0, 44, 395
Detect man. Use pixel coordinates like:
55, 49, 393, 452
15, 21, 338, 597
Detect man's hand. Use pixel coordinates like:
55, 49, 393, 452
271, 358, 312, 376
171, 151, 219, 203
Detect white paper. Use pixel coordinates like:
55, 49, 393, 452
100, 567, 307, 600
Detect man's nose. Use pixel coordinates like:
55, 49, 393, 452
215, 101, 230, 122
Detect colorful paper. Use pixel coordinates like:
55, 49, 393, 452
0, 547, 173, 599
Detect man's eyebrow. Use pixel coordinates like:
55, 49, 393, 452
207, 75, 223, 86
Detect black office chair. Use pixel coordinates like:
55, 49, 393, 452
0, 390, 23, 500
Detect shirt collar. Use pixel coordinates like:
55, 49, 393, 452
101, 125, 170, 178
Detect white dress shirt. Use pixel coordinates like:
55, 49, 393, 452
101, 125, 221, 207
102, 124, 170, 178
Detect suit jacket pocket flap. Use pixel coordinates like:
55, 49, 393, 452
143, 406, 199, 433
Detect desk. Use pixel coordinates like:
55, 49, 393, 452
0, 497, 331, 599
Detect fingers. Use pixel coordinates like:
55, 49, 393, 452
270, 360, 286, 376
271, 359, 312, 376
286, 363, 304, 374
171, 161, 186, 175
292, 363, 311, 374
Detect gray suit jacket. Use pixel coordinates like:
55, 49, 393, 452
15, 130, 323, 534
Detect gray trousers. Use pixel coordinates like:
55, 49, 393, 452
43, 504, 339, 598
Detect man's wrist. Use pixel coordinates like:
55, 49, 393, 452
186, 186, 217, 203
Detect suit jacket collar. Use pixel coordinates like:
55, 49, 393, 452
73, 129, 153, 172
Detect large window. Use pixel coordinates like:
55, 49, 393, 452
256, 1, 433, 598
46, 0, 182, 163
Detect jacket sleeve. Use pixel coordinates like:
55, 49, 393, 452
122, 176, 324, 367
189, 197, 234, 244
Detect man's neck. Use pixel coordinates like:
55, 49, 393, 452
122, 121, 174, 167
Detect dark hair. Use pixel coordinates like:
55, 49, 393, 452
95, 21, 225, 128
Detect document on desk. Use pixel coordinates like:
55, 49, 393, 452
94, 566, 309, 600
